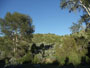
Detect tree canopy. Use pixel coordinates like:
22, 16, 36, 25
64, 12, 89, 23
60, 0, 90, 15
60, 0, 90, 33
0, 12, 34, 40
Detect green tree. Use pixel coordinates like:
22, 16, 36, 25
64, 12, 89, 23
0, 12, 34, 57
0, 12, 34, 39
60, 0, 90, 32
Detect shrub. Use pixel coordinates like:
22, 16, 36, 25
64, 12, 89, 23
16, 52, 33, 64
32, 54, 41, 64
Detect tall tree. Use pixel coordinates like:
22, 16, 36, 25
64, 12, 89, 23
0, 12, 34, 55
60, 0, 90, 32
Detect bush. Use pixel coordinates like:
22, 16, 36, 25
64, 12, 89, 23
16, 52, 33, 64
32, 54, 41, 64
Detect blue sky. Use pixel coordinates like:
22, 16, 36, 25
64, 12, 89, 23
0, 0, 82, 35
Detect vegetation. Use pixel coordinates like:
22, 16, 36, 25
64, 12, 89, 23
0, 0, 90, 68
0, 12, 34, 67
0, 30, 90, 67
60, 0, 90, 33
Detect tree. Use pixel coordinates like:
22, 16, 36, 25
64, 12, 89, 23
60, 0, 90, 15
0, 12, 34, 56
60, 0, 90, 32
0, 12, 34, 39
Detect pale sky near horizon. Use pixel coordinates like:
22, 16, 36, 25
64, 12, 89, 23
0, 0, 82, 35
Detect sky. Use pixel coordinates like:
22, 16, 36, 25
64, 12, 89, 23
0, 0, 82, 35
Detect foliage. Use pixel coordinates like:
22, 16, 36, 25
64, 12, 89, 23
0, 32, 89, 66
60, 0, 90, 14
32, 54, 41, 64
60, 0, 90, 33
55, 36, 88, 65
0, 11, 90, 66
16, 52, 33, 64
0, 12, 34, 66
70, 22, 81, 33
0, 31, 90, 66
32, 33, 61, 44
0, 12, 34, 37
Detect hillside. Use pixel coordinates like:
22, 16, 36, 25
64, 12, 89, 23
32, 33, 62, 44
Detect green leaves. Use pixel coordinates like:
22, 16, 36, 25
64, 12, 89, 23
55, 35, 88, 65
0, 12, 34, 65
70, 22, 82, 33
0, 12, 34, 39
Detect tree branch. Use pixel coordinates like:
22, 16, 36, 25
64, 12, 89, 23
79, 0, 90, 16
